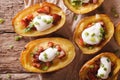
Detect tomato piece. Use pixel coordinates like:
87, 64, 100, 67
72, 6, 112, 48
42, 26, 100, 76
37, 6, 50, 14
79, 38, 84, 46
48, 42, 54, 47
55, 44, 62, 51
26, 14, 33, 21
51, 14, 61, 25
58, 50, 66, 59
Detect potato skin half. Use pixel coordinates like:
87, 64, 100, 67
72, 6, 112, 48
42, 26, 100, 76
115, 23, 120, 46
73, 14, 114, 54
20, 37, 75, 73
80, 52, 120, 80
63, 0, 104, 14
12, 2, 66, 37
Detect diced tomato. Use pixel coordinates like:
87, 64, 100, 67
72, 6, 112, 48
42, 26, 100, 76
26, 14, 33, 21
32, 63, 41, 68
58, 50, 66, 59
48, 42, 54, 47
21, 19, 28, 27
37, 6, 50, 14
51, 14, 61, 25
88, 72, 97, 80
79, 38, 84, 46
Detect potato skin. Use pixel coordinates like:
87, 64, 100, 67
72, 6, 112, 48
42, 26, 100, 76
73, 14, 114, 54
80, 52, 120, 80
20, 37, 75, 73
115, 23, 120, 46
12, 2, 66, 37
63, 0, 104, 14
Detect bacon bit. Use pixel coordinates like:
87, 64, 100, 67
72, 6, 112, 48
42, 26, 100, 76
37, 6, 50, 14
32, 58, 39, 63
26, 14, 33, 21
32, 63, 41, 68
33, 54, 39, 59
45, 62, 50, 67
21, 19, 28, 27
88, 72, 97, 80
92, 0, 98, 4
89, 64, 99, 73
48, 42, 54, 47
55, 44, 62, 51
51, 14, 61, 25
79, 38, 84, 46
37, 47, 44, 53
58, 50, 66, 59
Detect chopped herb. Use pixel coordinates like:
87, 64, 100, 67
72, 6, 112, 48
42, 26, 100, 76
37, 16, 41, 19
91, 33, 95, 37
15, 36, 22, 41
90, 37, 96, 42
85, 32, 89, 36
111, 7, 119, 18
100, 63, 104, 67
106, 58, 110, 62
88, 46, 94, 49
100, 74, 104, 77
71, 0, 83, 7
104, 67, 107, 71
0, 18, 5, 24
74, 15, 78, 20
42, 66, 48, 71
42, 18, 53, 24
9, 45, 14, 49
89, 65, 94, 68
56, 52, 60, 56
6, 73, 11, 79
100, 27, 105, 34
44, 53, 48, 60
34, 22, 40, 25
24, 22, 34, 32
30, 52, 34, 57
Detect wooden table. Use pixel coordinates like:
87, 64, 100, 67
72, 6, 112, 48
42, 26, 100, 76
0, 0, 120, 80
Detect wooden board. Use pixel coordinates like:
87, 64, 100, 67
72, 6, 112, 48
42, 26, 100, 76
0, 0, 120, 80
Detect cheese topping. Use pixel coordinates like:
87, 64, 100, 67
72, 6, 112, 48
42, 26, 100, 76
32, 14, 53, 31
97, 57, 111, 79
81, 23, 104, 45
39, 48, 58, 62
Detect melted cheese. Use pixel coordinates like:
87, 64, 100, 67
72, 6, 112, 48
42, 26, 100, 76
97, 57, 111, 79
33, 14, 53, 31
39, 48, 58, 62
81, 23, 103, 45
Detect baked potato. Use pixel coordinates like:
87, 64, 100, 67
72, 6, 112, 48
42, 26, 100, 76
12, 2, 66, 37
80, 52, 120, 80
63, 0, 104, 14
115, 22, 120, 46
20, 38, 75, 73
73, 14, 114, 54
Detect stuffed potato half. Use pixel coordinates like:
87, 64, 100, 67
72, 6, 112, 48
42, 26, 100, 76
20, 38, 75, 73
80, 52, 120, 80
63, 0, 104, 14
115, 23, 120, 46
73, 14, 114, 54
12, 2, 66, 37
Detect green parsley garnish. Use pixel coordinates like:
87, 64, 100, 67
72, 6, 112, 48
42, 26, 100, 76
9, 45, 14, 49
30, 52, 34, 57
34, 22, 40, 25
44, 53, 48, 60
100, 63, 104, 67
91, 33, 95, 37
106, 58, 110, 62
104, 67, 107, 71
56, 52, 60, 56
90, 37, 96, 42
89, 65, 94, 68
85, 32, 89, 36
74, 15, 78, 20
88, 46, 94, 49
42, 66, 48, 71
24, 22, 34, 32
100, 27, 105, 34
0, 18, 5, 24
15, 36, 23, 41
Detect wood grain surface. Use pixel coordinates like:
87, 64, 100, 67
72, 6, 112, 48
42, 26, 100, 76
0, 0, 120, 80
